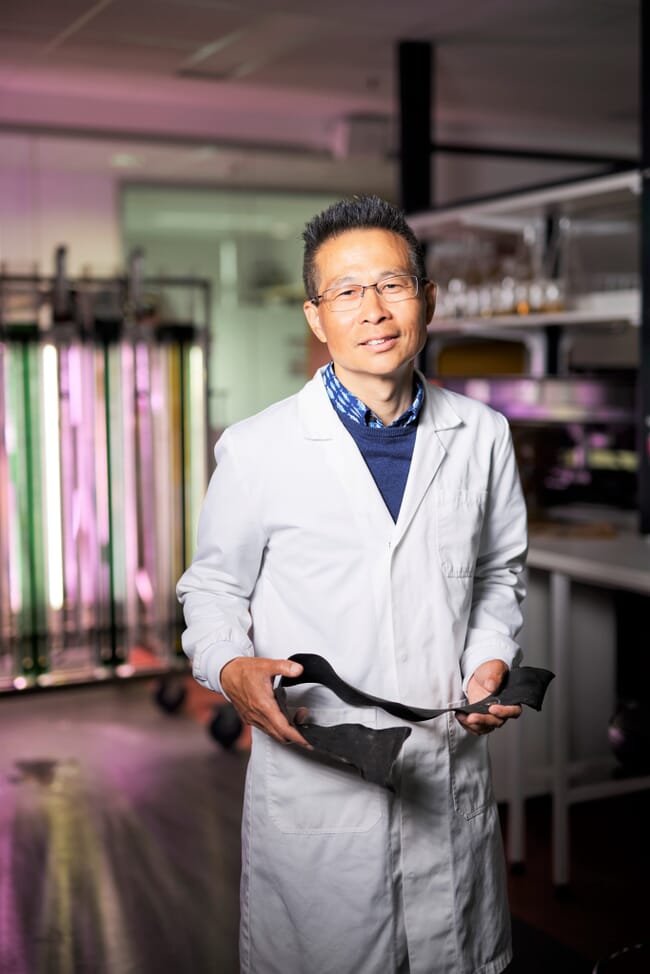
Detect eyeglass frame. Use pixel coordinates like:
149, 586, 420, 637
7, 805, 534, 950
309, 274, 430, 311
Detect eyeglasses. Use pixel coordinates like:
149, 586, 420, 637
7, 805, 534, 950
311, 274, 425, 312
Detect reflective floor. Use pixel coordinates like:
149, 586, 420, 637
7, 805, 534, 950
0, 680, 647, 974
0, 681, 244, 974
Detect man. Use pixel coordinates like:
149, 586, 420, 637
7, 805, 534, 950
177, 195, 527, 974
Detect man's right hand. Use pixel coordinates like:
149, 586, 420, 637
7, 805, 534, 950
220, 657, 310, 746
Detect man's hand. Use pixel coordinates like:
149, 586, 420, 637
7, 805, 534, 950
220, 657, 310, 746
455, 659, 522, 737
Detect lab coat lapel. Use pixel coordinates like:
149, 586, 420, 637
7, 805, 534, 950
298, 372, 463, 540
298, 372, 396, 536
394, 379, 463, 545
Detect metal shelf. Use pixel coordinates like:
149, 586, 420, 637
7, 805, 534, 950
409, 169, 640, 234
429, 307, 639, 332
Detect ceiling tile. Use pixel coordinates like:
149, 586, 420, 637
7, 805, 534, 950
0, 1, 92, 33
0, 0, 639, 160
76, 0, 248, 50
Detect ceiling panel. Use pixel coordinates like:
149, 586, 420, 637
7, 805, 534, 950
31, 38, 196, 73
185, 11, 323, 80
0, 0, 640, 161
76, 0, 248, 51
437, 42, 638, 126
170, 0, 306, 12
0, 1, 93, 35
243, 36, 395, 97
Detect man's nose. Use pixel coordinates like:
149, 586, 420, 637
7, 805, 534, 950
360, 285, 388, 319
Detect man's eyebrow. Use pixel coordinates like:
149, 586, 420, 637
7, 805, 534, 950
323, 269, 411, 288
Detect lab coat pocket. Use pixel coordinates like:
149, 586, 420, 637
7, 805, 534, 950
266, 707, 383, 835
447, 707, 494, 819
435, 489, 487, 577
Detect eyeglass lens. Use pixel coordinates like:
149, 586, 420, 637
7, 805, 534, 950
322, 275, 419, 310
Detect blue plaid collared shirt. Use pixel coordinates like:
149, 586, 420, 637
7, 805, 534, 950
322, 361, 424, 428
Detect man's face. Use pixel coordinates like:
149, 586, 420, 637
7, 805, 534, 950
303, 228, 436, 387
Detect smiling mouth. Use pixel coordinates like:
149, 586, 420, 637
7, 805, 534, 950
361, 336, 397, 346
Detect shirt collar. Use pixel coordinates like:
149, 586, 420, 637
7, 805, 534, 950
322, 361, 424, 429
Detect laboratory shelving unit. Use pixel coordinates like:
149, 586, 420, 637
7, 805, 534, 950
409, 169, 650, 885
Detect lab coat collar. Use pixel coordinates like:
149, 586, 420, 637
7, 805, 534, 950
297, 368, 463, 439
297, 370, 463, 540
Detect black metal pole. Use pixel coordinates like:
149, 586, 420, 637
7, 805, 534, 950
398, 41, 432, 213
640, 1, 650, 534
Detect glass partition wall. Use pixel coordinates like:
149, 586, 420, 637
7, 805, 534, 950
121, 185, 338, 432
0, 129, 351, 691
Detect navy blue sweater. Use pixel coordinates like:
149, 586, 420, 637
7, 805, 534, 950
338, 411, 417, 522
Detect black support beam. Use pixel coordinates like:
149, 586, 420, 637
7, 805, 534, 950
398, 41, 432, 213
641, 1, 650, 534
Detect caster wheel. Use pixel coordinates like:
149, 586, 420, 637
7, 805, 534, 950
208, 703, 243, 749
153, 674, 187, 714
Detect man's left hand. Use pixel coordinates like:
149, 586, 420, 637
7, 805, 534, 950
455, 659, 522, 737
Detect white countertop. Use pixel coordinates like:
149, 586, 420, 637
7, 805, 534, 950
528, 529, 650, 594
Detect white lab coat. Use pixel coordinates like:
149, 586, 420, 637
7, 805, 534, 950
177, 369, 527, 974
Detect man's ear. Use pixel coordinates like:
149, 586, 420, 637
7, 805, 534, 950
304, 300, 328, 344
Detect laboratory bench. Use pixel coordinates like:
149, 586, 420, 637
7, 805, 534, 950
499, 513, 650, 887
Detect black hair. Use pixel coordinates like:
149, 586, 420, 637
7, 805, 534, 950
302, 194, 426, 299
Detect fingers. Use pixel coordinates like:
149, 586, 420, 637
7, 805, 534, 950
470, 660, 507, 697
464, 661, 522, 737
488, 703, 522, 720
219, 656, 310, 747
272, 658, 305, 681
456, 703, 522, 736
254, 707, 310, 747
456, 713, 503, 736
